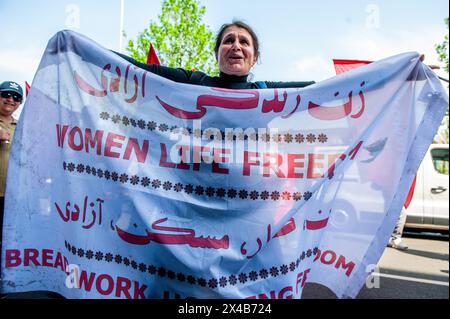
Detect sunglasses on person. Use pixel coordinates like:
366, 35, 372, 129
1, 91, 23, 103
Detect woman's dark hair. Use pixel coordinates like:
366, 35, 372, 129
214, 21, 260, 61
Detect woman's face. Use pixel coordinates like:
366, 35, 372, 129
217, 26, 257, 76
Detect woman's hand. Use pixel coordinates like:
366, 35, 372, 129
420, 54, 441, 70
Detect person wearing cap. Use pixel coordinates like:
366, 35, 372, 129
0, 81, 23, 253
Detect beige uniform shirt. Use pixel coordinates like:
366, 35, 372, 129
0, 118, 17, 197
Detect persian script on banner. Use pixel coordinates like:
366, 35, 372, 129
1, 30, 447, 299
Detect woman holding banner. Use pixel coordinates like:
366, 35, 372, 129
115, 21, 315, 89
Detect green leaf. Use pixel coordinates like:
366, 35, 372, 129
125, 0, 218, 75
434, 17, 449, 143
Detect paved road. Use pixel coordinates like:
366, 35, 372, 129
303, 231, 449, 299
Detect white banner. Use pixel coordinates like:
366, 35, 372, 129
1, 30, 448, 299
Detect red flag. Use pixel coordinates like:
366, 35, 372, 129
333, 58, 417, 209
146, 43, 161, 65
146, 43, 198, 71
25, 81, 31, 96
332, 59, 372, 75
403, 176, 417, 209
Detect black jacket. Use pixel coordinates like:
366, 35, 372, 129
114, 51, 315, 90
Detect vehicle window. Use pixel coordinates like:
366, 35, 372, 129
431, 148, 449, 175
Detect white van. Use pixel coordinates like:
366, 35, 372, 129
405, 144, 449, 231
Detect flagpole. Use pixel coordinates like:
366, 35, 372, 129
119, 0, 125, 53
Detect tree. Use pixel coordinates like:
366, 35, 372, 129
126, 0, 218, 75
436, 17, 449, 74
435, 17, 449, 144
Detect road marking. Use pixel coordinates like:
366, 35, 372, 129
377, 273, 449, 286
